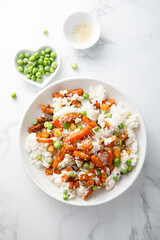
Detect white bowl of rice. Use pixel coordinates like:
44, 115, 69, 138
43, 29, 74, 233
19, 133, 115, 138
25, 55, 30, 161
19, 78, 147, 206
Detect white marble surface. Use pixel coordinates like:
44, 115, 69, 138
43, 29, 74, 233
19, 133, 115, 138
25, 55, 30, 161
0, 0, 160, 239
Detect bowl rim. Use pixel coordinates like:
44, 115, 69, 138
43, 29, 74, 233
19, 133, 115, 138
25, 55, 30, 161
15, 45, 60, 89
63, 11, 101, 50
19, 77, 147, 206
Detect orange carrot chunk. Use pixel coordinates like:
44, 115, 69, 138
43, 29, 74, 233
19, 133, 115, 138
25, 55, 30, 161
104, 121, 111, 129
53, 93, 60, 98
52, 119, 63, 129
85, 180, 94, 186
69, 88, 84, 96
90, 155, 104, 168
82, 116, 97, 128
82, 142, 93, 152
69, 182, 74, 189
107, 147, 114, 172
114, 148, 121, 158
53, 168, 62, 174
28, 123, 44, 134
47, 145, 55, 153
83, 189, 93, 200
64, 144, 77, 151
37, 138, 53, 143
73, 150, 90, 160
65, 167, 72, 172
41, 105, 54, 114
46, 167, 53, 175
63, 126, 92, 143
52, 146, 67, 168
119, 134, 128, 140
79, 174, 89, 181
61, 113, 82, 123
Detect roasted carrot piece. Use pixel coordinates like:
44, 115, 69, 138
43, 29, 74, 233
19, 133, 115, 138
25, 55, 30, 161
79, 174, 89, 181
28, 123, 44, 133
90, 155, 104, 168
101, 165, 107, 184
37, 116, 46, 123
83, 189, 93, 200
100, 102, 109, 111
94, 101, 100, 108
73, 150, 90, 160
74, 181, 79, 188
41, 105, 54, 114
61, 113, 82, 123
65, 167, 72, 172
127, 149, 131, 155
114, 148, 121, 158
104, 121, 111, 129
46, 167, 53, 175
106, 99, 115, 107
63, 126, 92, 143
52, 146, 67, 168
47, 144, 55, 153
69, 88, 84, 96
37, 138, 53, 143
69, 182, 74, 189
82, 116, 97, 128
64, 144, 77, 151
71, 100, 81, 108
85, 180, 94, 186
41, 132, 50, 138
119, 134, 128, 140
86, 172, 94, 179
62, 174, 69, 182
110, 135, 118, 143
53, 93, 60, 98
107, 147, 114, 172
82, 142, 93, 152
53, 168, 62, 174
52, 119, 63, 129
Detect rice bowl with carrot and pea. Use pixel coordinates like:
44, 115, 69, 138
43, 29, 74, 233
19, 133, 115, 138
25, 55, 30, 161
25, 85, 139, 201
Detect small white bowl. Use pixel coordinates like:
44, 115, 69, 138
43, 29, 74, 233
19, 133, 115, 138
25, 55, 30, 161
63, 12, 100, 50
15, 45, 60, 89
19, 78, 147, 206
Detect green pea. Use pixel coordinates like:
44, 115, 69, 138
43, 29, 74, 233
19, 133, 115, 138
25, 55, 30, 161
45, 54, 50, 58
39, 68, 44, 73
36, 77, 42, 83
68, 171, 74, 178
63, 194, 69, 200
44, 57, 49, 61
63, 189, 68, 194
44, 66, 50, 72
51, 61, 58, 69
47, 123, 54, 130
114, 133, 119, 137
45, 48, 51, 54
96, 170, 100, 176
43, 29, 48, 34
18, 66, 24, 72
41, 50, 45, 56
121, 168, 128, 174
83, 93, 89, 99
29, 55, 36, 62
17, 59, 23, 66
25, 53, 31, 58
31, 75, 36, 81
44, 121, 50, 128
114, 158, 120, 166
83, 162, 89, 169
117, 141, 122, 146
62, 123, 70, 129
113, 176, 118, 181
11, 92, 16, 98
77, 125, 83, 130
27, 66, 33, 73
40, 56, 44, 60
50, 57, 54, 62
126, 159, 132, 166
38, 64, 43, 69
50, 67, 54, 73
32, 67, 38, 74
50, 51, 56, 58
38, 58, 43, 65
106, 113, 112, 118
36, 155, 42, 160
23, 58, 28, 64
19, 53, 25, 59
36, 72, 41, 78
54, 142, 62, 149
118, 123, 125, 129
71, 63, 78, 69
32, 120, 38, 125
43, 60, 48, 66
128, 166, 133, 172
34, 52, 40, 59
47, 60, 51, 65
45, 72, 50, 76
99, 110, 102, 114
26, 74, 31, 79
81, 110, 87, 116
92, 186, 97, 191
94, 126, 100, 132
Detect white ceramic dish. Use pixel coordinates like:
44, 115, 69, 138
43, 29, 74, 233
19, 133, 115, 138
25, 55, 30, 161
19, 78, 147, 206
63, 12, 100, 50
15, 45, 60, 89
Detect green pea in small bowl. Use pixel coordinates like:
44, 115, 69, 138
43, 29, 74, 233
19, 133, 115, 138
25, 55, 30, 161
15, 45, 60, 89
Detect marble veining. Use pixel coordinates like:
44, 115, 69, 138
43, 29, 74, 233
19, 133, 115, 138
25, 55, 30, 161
1, 0, 160, 239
